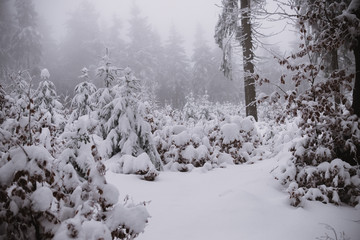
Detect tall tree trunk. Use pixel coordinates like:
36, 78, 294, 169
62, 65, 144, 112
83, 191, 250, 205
330, 49, 341, 110
239, 0, 257, 121
352, 38, 360, 117
351, 0, 360, 117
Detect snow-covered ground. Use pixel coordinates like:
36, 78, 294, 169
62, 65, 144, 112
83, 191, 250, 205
106, 155, 360, 240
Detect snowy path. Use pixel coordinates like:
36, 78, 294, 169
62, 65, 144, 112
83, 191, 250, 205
106, 158, 360, 240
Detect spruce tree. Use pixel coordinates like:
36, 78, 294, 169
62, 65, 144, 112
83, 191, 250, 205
191, 25, 213, 97
95, 50, 162, 172
11, 0, 42, 70
160, 25, 190, 108
70, 68, 97, 121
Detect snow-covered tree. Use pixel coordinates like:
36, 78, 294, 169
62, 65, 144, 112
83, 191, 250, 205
70, 67, 97, 121
99, 67, 162, 172
33, 69, 65, 131
96, 48, 122, 88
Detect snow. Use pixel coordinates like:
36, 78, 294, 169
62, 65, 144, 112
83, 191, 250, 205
221, 123, 240, 144
172, 131, 191, 146
106, 203, 150, 234
172, 125, 187, 134
30, 186, 53, 212
0, 148, 27, 185
106, 157, 360, 240
82, 220, 112, 240
239, 116, 255, 132
41, 68, 50, 79
107, 153, 156, 175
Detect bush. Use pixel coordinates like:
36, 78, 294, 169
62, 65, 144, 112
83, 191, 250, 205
0, 145, 150, 239
154, 115, 263, 171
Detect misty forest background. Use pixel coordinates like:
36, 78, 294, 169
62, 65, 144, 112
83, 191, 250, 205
0, 0, 250, 108
0, 0, 360, 239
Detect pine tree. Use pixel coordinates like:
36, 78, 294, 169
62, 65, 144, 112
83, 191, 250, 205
95, 50, 162, 172
11, 0, 42, 70
0, 0, 16, 79
159, 25, 190, 108
106, 15, 126, 67
191, 25, 213, 97
60, 0, 102, 93
70, 68, 97, 121
33, 69, 65, 139
100, 68, 162, 171
126, 2, 164, 94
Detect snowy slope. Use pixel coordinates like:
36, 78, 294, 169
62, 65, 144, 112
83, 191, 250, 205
106, 156, 360, 240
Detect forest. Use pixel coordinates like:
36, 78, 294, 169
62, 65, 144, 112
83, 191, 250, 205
0, 0, 359, 239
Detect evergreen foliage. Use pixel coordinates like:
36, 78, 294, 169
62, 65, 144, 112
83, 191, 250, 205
70, 68, 97, 121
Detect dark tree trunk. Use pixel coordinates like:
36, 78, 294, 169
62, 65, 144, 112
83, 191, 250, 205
330, 49, 341, 110
352, 39, 360, 117
349, 0, 360, 117
239, 0, 257, 121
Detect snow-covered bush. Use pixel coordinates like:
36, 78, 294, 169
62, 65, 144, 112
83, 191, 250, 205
183, 93, 213, 121
182, 93, 245, 123
154, 115, 263, 171
272, 71, 360, 206
0, 70, 48, 150
61, 115, 100, 179
268, 16, 360, 206
0, 145, 150, 239
277, 156, 360, 207
0, 65, 152, 239
107, 153, 158, 181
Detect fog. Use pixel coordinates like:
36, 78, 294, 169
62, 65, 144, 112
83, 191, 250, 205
35, 0, 221, 53
1, 0, 296, 108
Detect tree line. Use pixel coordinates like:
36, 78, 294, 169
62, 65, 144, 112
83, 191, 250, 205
0, 0, 245, 109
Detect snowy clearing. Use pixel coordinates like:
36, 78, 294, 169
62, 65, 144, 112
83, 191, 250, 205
107, 156, 360, 240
